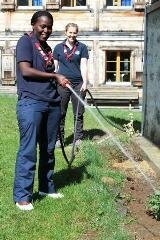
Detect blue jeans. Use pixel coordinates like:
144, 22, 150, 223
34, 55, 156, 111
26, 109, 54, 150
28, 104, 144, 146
13, 97, 61, 203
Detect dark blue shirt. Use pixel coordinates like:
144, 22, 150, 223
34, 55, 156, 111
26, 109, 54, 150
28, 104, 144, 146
53, 40, 89, 84
16, 33, 60, 102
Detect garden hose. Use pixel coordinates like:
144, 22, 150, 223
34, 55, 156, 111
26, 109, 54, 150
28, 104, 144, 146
86, 89, 126, 132
58, 94, 81, 168
59, 128, 70, 166
69, 97, 80, 167
59, 88, 126, 167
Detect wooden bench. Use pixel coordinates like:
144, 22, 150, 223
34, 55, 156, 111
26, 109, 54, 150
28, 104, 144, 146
86, 86, 139, 107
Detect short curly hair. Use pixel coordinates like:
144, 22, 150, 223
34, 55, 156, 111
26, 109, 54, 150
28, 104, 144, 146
31, 10, 53, 26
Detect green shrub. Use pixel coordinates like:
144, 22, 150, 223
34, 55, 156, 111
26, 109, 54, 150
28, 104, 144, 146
146, 191, 160, 220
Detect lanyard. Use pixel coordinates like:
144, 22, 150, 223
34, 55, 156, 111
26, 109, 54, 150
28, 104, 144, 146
25, 32, 54, 67
64, 44, 77, 61
34, 42, 53, 67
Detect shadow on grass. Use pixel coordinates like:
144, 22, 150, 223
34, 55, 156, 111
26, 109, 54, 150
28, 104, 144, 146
54, 163, 92, 189
33, 163, 92, 202
65, 128, 106, 145
65, 116, 141, 146
102, 115, 141, 132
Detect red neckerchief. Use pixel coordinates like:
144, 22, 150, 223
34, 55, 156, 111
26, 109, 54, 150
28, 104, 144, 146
34, 42, 53, 67
25, 32, 54, 67
64, 43, 77, 61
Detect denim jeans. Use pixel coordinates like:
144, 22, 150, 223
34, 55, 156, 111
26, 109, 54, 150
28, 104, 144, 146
13, 97, 61, 202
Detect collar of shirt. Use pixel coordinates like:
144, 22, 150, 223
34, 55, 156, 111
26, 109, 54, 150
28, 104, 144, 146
62, 39, 79, 48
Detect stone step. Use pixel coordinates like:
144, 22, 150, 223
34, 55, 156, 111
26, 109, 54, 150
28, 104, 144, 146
0, 85, 17, 94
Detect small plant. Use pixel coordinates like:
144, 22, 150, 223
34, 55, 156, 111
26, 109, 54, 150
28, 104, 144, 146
146, 191, 160, 220
123, 112, 139, 137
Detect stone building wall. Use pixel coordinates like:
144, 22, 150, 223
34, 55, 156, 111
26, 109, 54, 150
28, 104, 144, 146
0, 0, 145, 87
142, 1, 160, 145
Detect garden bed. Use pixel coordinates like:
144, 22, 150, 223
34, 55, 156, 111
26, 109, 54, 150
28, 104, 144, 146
102, 140, 160, 240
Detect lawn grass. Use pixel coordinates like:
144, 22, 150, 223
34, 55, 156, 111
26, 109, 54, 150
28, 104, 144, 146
0, 94, 141, 240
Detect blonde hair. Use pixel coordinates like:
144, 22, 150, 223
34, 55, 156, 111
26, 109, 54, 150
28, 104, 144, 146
65, 23, 79, 33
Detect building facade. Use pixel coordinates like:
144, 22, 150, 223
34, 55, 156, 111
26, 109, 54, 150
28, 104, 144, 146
0, 0, 145, 92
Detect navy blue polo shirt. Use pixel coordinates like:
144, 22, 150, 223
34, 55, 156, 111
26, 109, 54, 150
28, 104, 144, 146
53, 40, 89, 84
16, 34, 60, 102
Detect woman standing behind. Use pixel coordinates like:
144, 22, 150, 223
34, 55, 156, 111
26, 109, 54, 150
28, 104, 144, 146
53, 23, 89, 147
13, 10, 70, 211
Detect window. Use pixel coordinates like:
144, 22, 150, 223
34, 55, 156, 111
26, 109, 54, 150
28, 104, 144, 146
17, 0, 42, 6
107, 0, 131, 7
105, 51, 131, 83
61, 0, 86, 7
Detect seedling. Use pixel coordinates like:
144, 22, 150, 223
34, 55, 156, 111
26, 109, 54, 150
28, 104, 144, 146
146, 191, 160, 220
123, 112, 139, 137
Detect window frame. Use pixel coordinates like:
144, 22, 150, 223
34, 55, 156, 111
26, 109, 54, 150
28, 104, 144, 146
16, 0, 44, 10
105, 0, 133, 10
105, 50, 131, 84
60, 0, 89, 10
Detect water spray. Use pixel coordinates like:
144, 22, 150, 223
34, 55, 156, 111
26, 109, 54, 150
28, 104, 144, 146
66, 84, 157, 192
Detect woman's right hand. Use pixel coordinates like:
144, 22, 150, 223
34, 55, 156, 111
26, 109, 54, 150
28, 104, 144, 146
54, 74, 70, 88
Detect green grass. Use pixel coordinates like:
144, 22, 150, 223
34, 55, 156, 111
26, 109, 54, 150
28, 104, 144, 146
0, 94, 141, 240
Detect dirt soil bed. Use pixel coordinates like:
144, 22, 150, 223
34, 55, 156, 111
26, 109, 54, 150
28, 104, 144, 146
113, 157, 160, 240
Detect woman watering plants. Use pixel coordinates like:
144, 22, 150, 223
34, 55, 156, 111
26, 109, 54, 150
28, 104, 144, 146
13, 10, 70, 211
53, 23, 89, 147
